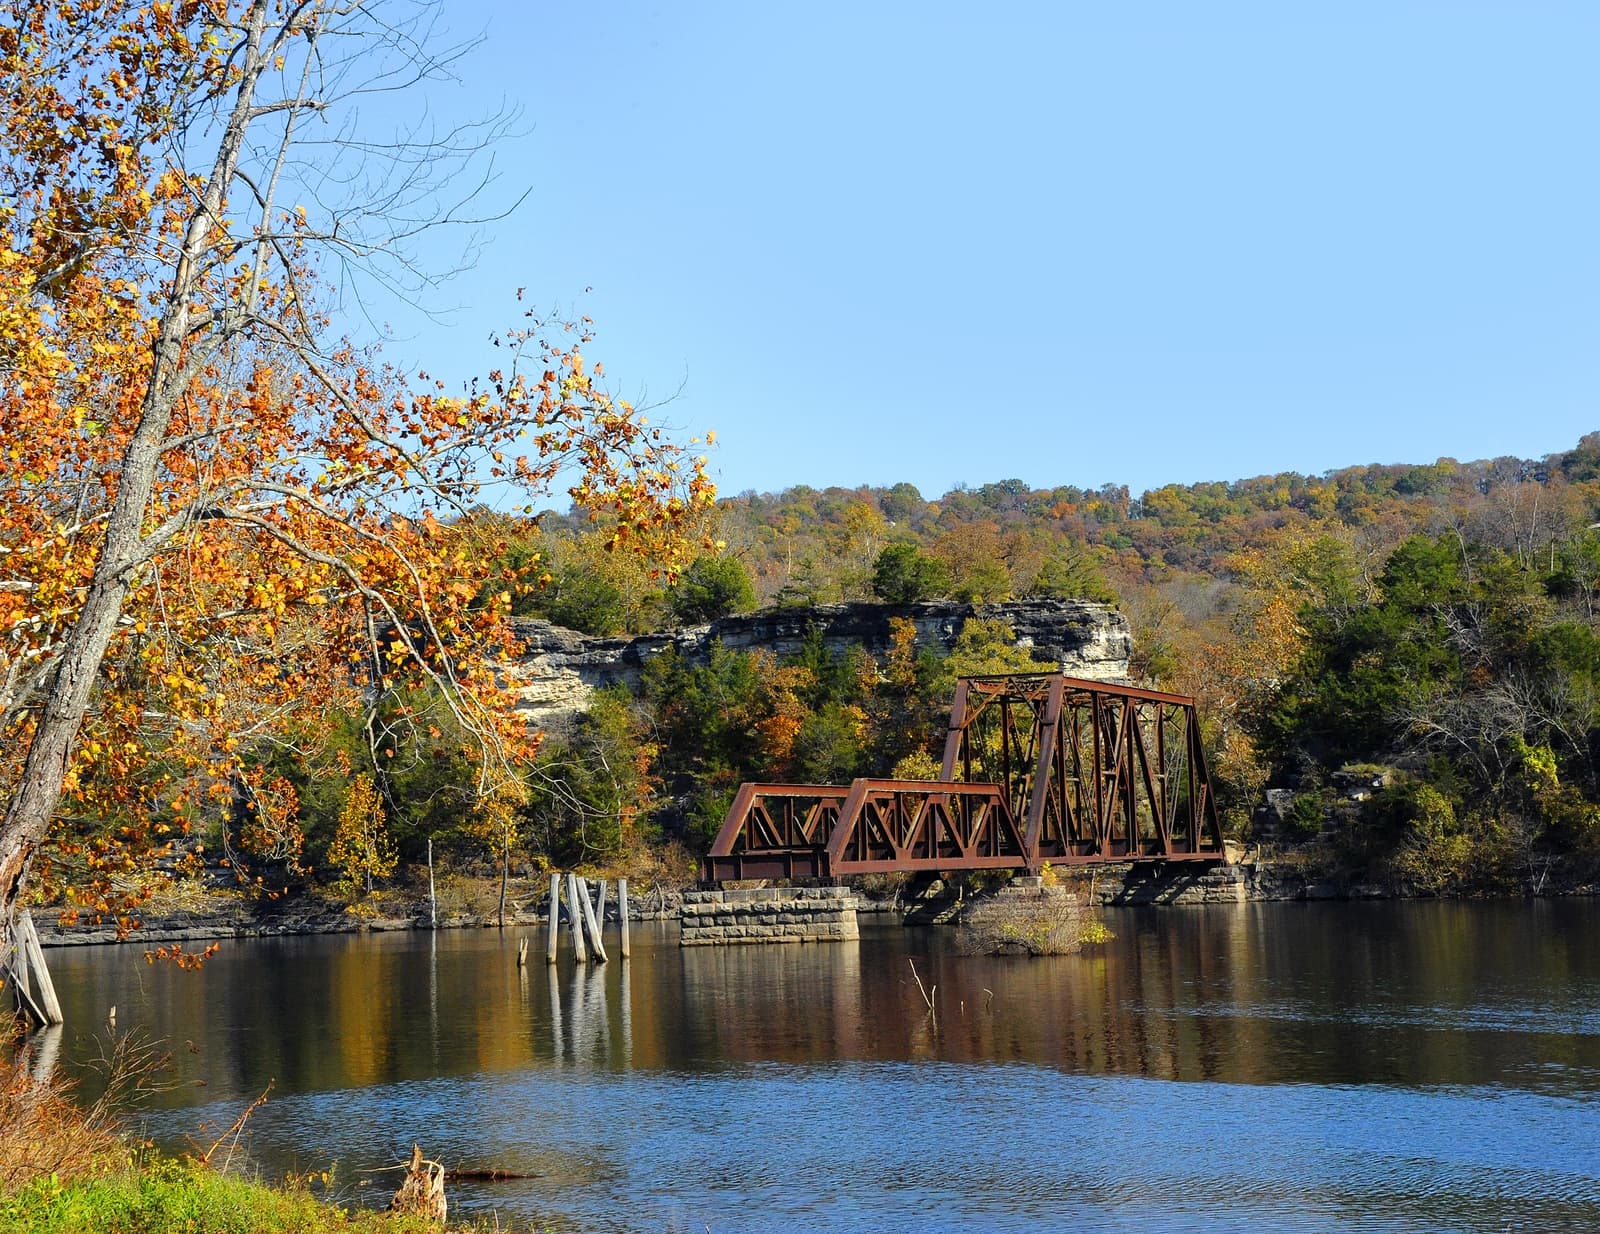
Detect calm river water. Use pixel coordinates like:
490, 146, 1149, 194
44, 900, 1600, 1232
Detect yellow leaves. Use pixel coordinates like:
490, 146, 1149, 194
755, 713, 803, 760
0, 0, 712, 907
327, 772, 394, 892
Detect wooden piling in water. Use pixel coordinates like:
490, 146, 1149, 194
566, 873, 588, 964
8, 911, 62, 1028
546, 873, 560, 965
596, 878, 608, 929
618, 878, 631, 959
427, 838, 437, 930
578, 877, 607, 963
4, 959, 45, 1028
516, 937, 528, 968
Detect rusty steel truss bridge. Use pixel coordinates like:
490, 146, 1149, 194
704, 673, 1225, 884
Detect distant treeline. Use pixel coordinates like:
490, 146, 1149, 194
41, 435, 1600, 907
484, 432, 1600, 891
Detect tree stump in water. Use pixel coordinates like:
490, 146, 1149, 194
390, 1144, 447, 1223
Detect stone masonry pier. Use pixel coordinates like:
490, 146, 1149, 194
679, 887, 859, 946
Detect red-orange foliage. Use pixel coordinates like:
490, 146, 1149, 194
0, 1, 713, 938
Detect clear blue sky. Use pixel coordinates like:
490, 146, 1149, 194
351, 2, 1600, 501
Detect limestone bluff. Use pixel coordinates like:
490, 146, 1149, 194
501, 598, 1132, 730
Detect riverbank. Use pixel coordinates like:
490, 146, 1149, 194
31, 853, 1600, 950
0, 1040, 534, 1234
1, 1164, 525, 1234
31, 874, 681, 949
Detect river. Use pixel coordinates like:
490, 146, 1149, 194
42, 899, 1600, 1232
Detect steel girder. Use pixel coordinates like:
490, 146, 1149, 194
703, 673, 1224, 884
940, 674, 1223, 864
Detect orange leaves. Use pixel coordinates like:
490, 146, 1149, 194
0, 0, 718, 941
754, 713, 803, 764
144, 941, 220, 969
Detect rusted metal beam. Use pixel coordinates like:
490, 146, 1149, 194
703, 673, 1225, 885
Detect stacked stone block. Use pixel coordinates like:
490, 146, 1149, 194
679, 887, 860, 946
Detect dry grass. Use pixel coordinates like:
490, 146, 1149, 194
1, 1030, 557, 1231
133, 875, 245, 919
0, 1042, 126, 1193
426, 874, 504, 920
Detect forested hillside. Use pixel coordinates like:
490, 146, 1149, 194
492, 432, 1600, 892
31, 434, 1600, 918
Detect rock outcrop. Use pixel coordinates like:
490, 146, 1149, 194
503, 599, 1131, 729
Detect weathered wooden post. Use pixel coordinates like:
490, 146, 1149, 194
577, 876, 608, 963
618, 878, 631, 959
427, 837, 437, 930
596, 878, 608, 929
9, 911, 63, 1028
516, 937, 528, 967
566, 873, 588, 964
546, 872, 560, 965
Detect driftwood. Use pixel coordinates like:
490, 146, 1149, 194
390, 1144, 447, 1223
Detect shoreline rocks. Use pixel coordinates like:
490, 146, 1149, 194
35, 857, 1595, 950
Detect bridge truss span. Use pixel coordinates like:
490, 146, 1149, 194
704, 674, 1225, 884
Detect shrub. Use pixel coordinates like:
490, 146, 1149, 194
956, 888, 1112, 956
0, 1053, 125, 1196
871, 543, 951, 603
1286, 791, 1328, 837
667, 554, 756, 624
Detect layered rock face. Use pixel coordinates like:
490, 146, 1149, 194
503, 598, 1131, 730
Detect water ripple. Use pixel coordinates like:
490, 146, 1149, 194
137, 1062, 1600, 1233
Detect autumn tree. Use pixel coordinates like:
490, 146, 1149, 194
326, 773, 394, 898
1170, 526, 1361, 831
931, 522, 1014, 603
524, 689, 653, 868
0, 1, 712, 951
465, 780, 526, 927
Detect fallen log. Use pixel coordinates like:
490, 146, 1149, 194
443, 1167, 537, 1182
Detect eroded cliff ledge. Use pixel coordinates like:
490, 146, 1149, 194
503, 599, 1131, 730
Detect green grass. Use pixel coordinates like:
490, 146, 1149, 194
0, 1158, 503, 1234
